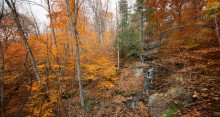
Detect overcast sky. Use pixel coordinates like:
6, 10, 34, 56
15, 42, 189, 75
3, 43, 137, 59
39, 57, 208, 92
17, 0, 135, 32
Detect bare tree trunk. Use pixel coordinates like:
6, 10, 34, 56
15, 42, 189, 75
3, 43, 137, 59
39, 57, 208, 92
5, 0, 42, 85
140, 2, 145, 44
214, 10, 220, 46
46, 1, 62, 116
0, 41, 5, 117
46, 0, 57, 45
64, 0, 85, 107
89, 0, 109, 42
0, 1, 5, 116
116, 2, 120, 70
117, 37, 120, 69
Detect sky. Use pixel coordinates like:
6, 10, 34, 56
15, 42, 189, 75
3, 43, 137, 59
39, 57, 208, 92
19, 0, 50, 31
17, 0, 135, 32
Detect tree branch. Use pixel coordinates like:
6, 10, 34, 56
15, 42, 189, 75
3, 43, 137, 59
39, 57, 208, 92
151, 24, 215, 40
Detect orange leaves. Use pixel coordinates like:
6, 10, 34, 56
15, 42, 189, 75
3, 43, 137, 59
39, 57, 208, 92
99, 81, 114, 89
85, 64, 101, 72
80, 33, 117, 89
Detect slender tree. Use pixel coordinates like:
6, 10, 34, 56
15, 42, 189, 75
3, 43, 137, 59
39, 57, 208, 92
213, 10, 220, 46
116, 2, 120, 70
46, 0, 58, 45
64, 0, 85, 107
136, 0, 146, 44
89, 0, 110, 42
5, 0, 42, 85
0, 40, 5, 117
0, 1, 5, 116
119, 0, 129, 30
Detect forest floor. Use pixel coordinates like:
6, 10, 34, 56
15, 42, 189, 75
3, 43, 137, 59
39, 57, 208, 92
4, 58, 220, 117
89, 58, 220, 117
4, 49, 220, 117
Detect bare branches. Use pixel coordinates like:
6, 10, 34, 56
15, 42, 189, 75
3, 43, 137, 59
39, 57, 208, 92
152, 24, 216, 40
5, 0, 42, 85
20, 0, 48, 11
0, 0, 4, 20
13, 52, 33, 117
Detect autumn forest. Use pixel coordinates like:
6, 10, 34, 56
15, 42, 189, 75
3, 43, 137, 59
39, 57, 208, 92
0, 0, 220, 116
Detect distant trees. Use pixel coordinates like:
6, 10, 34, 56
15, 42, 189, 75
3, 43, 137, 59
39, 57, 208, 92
119, 0, 129, 30
142, 0, 220, 57
136, 0, 146, 44
89, 0, 110, 42
116, 0, 141, 60
206, 2, 220, 46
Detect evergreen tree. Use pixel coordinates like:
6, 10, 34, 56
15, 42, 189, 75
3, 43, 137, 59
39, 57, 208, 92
119, 0, 129, 30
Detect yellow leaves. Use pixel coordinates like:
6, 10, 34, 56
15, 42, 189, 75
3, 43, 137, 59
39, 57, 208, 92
205, 2, 220, 19
206, 2, 220, 11
103, 66, 117, 80
49, 75, 56, 79
37, 64, 46, 70
85, 64, 101, 72
42, 109, 54, 117
99, 81, 114, 89
31, 82, 40, 91
95, 57, 109, 65
84, 75, 98, 81
51, 64, 64, 70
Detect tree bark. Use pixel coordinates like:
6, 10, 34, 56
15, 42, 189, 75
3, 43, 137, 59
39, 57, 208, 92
5, 0, 42, 85
64, 0, 85, 107
46, 0, 57, 45
0, 1, 5, 116
116, 3, 120, 70
139, 1, 145, 44
213, 10, 220, 46
0, 41, 5, 117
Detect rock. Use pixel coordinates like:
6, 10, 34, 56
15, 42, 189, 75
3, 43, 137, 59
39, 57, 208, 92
133, 68, 144, 77
148, 87, 192, 117
193, 91, 198, 98
134, 62, 148, 68
201, 93, 208, 98
112, 95, 127, 103
148, 93, 165, 116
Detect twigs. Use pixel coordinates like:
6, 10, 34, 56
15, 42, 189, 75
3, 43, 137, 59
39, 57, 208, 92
13, 52, 33, 117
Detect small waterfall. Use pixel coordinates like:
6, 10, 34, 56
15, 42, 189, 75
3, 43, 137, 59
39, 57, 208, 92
146, 68, 154, 84
140, 55, 147, 62
142, 67, 154, 94
131, 97, 136, 108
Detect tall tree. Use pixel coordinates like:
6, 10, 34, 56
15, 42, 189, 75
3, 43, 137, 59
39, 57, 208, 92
64, 0, 85, 107
119, 0, 129, 30
0, 1, 5, 116
89, 0, 110, 42
5, 0, 42, 85
46, 0, 58, 45
136, 0, 146, 44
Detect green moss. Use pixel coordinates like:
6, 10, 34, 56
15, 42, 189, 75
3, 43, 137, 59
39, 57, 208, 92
181, 101, 190, 106
163, 108, 178, 117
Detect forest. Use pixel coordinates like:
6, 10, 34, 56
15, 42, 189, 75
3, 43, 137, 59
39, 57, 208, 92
0, 0, 219, 116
